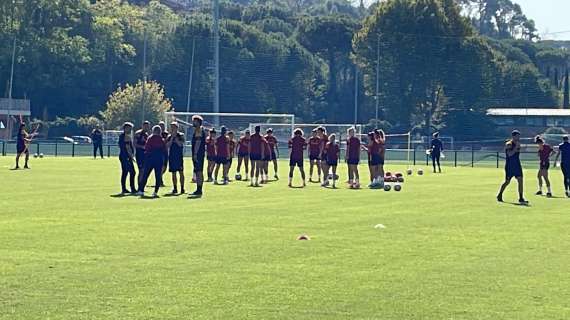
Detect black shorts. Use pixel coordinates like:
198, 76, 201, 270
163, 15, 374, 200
309, 154, 320, 161
193, 157, 204, 173
505, 163, 523, 179
269, 151, 277, 161
120, 156, 135, 172
135, 149, 145, 168
238, 152, 248, 158
290, 158, 304, 168
216, 156, 229, 165
369, 154, 384, 166
263, 155, 271, 161
169, 155, 184, 172
17, 144, 27, 154
540, 161, 550, 170
431, 151, 441, 160
207, 155, 216, 162
347, 158, 359, 165
327, 160, 338, 167
250, 154, 262, 161
562, 163, 570, 177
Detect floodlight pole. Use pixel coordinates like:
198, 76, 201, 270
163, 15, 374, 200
374, 35, 380, 129
141, 29, 148, 125
213, 0, 220, 127
186, 37, 196, 113
7, 0, 17, 138
354, 65, 358, 126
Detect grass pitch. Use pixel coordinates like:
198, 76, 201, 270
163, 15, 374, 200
1, 157, 570, 319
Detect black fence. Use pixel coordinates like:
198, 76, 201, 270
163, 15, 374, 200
1, 141, 545, 169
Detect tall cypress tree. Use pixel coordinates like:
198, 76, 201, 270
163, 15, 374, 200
563, 69, 570, 109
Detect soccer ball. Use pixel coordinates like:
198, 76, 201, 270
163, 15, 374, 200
33, 153, 38, 158
384, 184, 392, 191
397, 176, 404, 183
406, 169, 413, 176
394, 184, 402, 192
418, 169, 424, 176
235, 173, 242, 181
328, 173, 339, 180
39, 153, 44, 158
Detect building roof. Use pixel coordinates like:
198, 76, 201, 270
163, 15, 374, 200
487, 108, 570, 117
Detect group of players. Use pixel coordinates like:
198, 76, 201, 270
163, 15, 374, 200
497, 130, 570, 204
112, 116, 394, 197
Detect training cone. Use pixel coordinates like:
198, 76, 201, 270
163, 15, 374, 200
297, 234, 311, 241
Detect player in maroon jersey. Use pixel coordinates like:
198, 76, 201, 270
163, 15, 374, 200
323, 134, 340, 188
236, 130, 251, 181
317, 127, 329, 185
205, 129, 217, 182
214, 126, 231, 184
307, 129, 322, 182
288, 129, 307, 188
265, 129, 279, 180
535, 136, 556, 197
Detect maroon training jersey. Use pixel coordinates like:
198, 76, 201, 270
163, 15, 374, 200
326, 142, 340, 162
347, 136, 361, 160
289, 136, 306, 160
206, 136, 216, 157
308, 136, 321, 157
265, 135, 278, 151
216, 136, 230, 158
238, 136, 250, 154
249, 133, 264, 155
539, 144, 553, 162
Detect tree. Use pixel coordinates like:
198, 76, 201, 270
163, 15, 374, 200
564, 69, 569, 108
101, 80, 172, 128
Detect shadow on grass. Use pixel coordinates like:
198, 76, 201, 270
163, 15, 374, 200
187, 194, 203, 200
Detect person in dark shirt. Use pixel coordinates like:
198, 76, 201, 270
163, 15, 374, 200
137, 125, 167, 198
134, 121, 151, 184
191, 115, 206, 196
345, 127, 361, 189
497, 130, 528, 204
430, 132, 443, 173
535, 136, 555, 197
118, 122, 136, 194
228, 131, 236, 178
91, 125, 104, 159
307, 129, 322, 183
166, 122, 185, 195
249, 125, 266, 187
288, 128, 307, 188
15, 123, 31, 169
554, 135, 570, 197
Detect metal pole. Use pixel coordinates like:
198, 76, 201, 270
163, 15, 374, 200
8, 36, 16, 138
213, 0, 220, 127
354, 65, 358, 126
141, 30, 147, 124
374, 35, 380, 129
186, 37, 196, 113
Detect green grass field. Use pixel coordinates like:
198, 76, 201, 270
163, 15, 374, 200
1, 157, 570, 319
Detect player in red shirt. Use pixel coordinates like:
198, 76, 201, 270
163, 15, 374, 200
535, 136, 556, 197
288, 128, 307, 188
228, 131, 236, 180
345, 127, 361, 189
365, 131, 382, 188
248, 125, 266, 187
307, 129, 322, 182
205, 128, 217, 182
214, 126, 231, 184
375, 129, 387, 184
260, 137, 271, 184
323, 134, 340, 188
317, 127, 330, 184
237, 130, 251, 181
265, 129, 279, 180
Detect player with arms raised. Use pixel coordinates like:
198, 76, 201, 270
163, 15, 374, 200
288, 129, 307, 188
15, 123, 32, 169
497, 130, 528, 204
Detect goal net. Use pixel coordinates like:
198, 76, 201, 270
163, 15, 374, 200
164, 112, 295, 139
103, 130, 123, 145
249, 123, 363, 145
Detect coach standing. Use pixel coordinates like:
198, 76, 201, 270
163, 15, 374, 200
91, 125, 104, 159
555, 135, 570, 197
191, 115, 206, 197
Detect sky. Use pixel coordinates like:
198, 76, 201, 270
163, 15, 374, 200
359, 0, 570, 40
